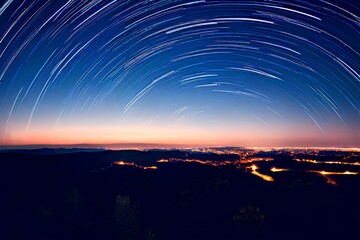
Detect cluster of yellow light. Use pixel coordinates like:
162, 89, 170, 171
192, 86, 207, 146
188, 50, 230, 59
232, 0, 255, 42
309, 170, 359, 175
143, 166, 158, 170
323, 175, 338, 186
198, 149, 227, 155
308, 169, 359, 186
157, 159, 169, 163
270, 167, 289, 172
240, 158, 273, 164
114, 161, 135, 166
250, 164, 258, 171
157, 158, 235, 167
114, 161, 157, 170
248, 147, 360, 152
295, 159, 360, 166
248, 164, 274, 182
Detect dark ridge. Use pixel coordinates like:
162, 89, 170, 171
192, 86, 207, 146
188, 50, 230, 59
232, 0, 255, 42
0, 148, 106, 155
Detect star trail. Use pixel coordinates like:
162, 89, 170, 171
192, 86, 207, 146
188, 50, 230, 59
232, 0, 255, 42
0, 0, 359, 147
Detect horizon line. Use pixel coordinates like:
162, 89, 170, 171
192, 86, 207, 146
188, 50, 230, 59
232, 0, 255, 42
1, 143, 359, 151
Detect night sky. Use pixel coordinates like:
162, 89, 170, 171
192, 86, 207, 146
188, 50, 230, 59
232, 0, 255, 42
0, 0, 359, 147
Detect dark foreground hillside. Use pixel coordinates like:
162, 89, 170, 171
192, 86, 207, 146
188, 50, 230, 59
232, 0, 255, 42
1, 149, 360, 240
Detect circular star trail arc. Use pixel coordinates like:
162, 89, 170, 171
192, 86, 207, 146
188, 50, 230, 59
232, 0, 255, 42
0, 0, 359, 147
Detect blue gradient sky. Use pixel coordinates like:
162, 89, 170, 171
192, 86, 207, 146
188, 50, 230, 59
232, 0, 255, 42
0, 0, 359, 147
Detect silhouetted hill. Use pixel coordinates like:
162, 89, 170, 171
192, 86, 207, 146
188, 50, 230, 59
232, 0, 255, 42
1, 149, 360, 240
0, 148, 105, 155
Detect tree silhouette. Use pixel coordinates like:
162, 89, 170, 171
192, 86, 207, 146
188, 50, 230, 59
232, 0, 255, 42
113, 195, 139, 240
234, 206, 265, 238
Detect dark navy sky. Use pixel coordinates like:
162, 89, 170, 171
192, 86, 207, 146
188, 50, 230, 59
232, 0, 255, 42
0, 0, 359, 147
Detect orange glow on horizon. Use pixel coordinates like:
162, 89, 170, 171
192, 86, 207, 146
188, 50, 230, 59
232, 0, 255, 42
3, 120, 360, 149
